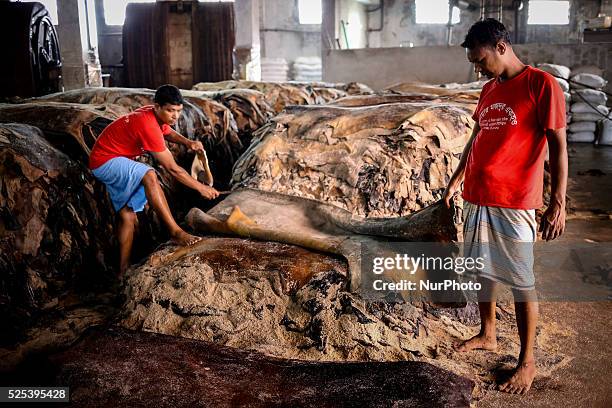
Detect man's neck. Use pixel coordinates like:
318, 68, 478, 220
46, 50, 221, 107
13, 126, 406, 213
498, 56, 527, 83
152, 108, 165, 129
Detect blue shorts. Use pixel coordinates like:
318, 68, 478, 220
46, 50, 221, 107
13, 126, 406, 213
92, 157, 152, 212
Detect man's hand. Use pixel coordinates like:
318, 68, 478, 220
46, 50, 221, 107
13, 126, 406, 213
187, 140, 204, 153
541, 128, 568, 242
442, 180, 461, 208
539, 200, 566, 241
152, 149, 218, 198
199, 184, 219, 200
441, 123, 478, 209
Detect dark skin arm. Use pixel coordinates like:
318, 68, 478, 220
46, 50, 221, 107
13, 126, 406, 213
160, 128, 218, 198
442, 122, 480, 207
152, 149, 219, 199
164, 128, 204, 153
540, 127, 568, 241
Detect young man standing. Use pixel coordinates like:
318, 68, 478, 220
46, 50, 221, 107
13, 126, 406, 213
443, 19, 568, 394
89, 84, 219, 275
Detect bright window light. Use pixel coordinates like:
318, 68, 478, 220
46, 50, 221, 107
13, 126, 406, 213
16, 0, 58, 25
103, 0, 234, 26
528, 0, 570, 25
103, 0, 154, 26
452, 6, 460, 24
416, 0, 453, 24
415, 0, 459, 24
298, 0, 322, 25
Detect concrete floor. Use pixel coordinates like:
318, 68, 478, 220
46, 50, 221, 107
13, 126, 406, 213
479, 143, 612, 407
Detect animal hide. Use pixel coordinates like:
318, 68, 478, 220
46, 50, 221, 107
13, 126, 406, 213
231, 102, 474, 217
185, 188, 460, 291
0, 123, 116, 345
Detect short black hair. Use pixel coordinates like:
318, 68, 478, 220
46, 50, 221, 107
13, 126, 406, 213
154, 84, 184, 106
461, 18, 511, 49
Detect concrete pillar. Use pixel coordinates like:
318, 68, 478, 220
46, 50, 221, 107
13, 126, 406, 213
234, 0, 261, 80
321, 0, 336, 82
57, 0, 102, 90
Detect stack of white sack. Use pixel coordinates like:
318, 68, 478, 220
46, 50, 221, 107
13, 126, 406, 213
568, 73, 609, 143
537, 63, 571, 124
261, 58, 290, 82
292, 56, 323, 82
597, 119, 612, 145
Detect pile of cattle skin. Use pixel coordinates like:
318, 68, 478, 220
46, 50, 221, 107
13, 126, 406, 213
0, 82, 355, 361
192, 80, 373, 113
1, 80, 569, 403
0, 123, 115, 347
231, 99, 476, 217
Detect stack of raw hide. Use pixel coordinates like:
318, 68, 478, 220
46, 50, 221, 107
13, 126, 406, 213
192, 80, 369, 113
182, 88, 274, 147
0, 102, 117, 163
341, 82, 375, 95
193, 80, 316, 113
231, 102, 474, 218
329, 93, 478, 114
384, 82, 482, 104
279, 81, 373, 97
309, 87, 348, 104
0, 123, 116, 344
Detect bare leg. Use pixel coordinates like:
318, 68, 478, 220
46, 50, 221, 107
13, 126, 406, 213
455, 278, 498, 352
141, 170, 201, 246
499, 292, 538, 394
117, 207, 137, 276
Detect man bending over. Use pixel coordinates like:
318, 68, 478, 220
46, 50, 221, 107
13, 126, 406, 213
89, 84, 219, 275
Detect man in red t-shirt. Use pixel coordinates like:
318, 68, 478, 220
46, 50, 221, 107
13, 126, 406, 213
89, 85, 219, 275
443, 19, 568, 394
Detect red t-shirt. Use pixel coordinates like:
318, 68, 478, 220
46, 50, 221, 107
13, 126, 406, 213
89, 105, 172, 170
462, 66, 566, 209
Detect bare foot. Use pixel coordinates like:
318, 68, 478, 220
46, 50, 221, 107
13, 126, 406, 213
498, 360, 537, 394
454, 333, 497, 352
171, 229, 202, 246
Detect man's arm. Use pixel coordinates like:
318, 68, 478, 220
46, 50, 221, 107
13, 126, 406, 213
151, 149, 219, 199
442, 122, 480, 207
164, 128, 205, 153
540, 127, 568, 241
